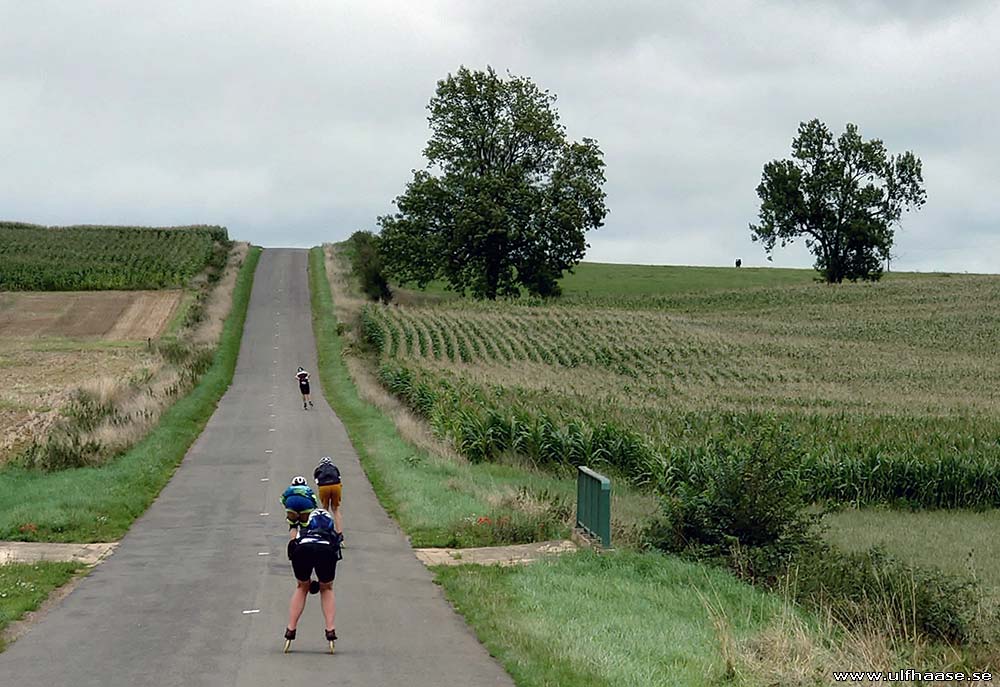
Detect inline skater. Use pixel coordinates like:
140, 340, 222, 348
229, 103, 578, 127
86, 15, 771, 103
296, 367, 313, 410
283, 508, 343, 653
280, 476, 317, 540
313, 456, 344, 537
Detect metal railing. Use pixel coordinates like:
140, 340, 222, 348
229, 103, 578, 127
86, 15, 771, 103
576, 466, 611, 548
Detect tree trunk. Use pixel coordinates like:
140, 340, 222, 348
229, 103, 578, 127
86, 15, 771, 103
483, 234, 504, 300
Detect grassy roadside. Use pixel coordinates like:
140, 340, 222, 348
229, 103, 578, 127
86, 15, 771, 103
0, 247, 261, 542
0, 562, 82, 651
435, 551, 797, 687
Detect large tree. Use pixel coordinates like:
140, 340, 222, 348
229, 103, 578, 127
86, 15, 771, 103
750, 119, 926, 283
378, 66, 608, 299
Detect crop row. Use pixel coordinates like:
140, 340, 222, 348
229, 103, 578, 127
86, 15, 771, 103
374, 359, 1000, 509
0, 223, 229, 290
360, 303, 782, 387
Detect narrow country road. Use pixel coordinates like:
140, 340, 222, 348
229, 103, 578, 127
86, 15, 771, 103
0, 249, 514, 687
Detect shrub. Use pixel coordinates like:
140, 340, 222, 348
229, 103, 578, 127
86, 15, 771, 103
647, 424, 819, 579
348, 230, 392, 302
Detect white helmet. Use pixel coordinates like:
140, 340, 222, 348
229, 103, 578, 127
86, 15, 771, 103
291, 475, 307, 486
319, 456, 332, 464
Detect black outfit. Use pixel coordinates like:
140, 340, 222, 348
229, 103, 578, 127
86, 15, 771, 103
314, 463, 342, 486
289, 528, 342, 583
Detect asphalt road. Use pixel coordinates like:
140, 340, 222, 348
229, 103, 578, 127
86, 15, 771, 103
1, 249, 514, 687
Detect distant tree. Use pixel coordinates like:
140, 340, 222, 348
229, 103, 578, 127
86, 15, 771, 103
378, 66, 608, 299
735, 258, 742, 268
750, 119, 926, 283
348, 230, 391, 303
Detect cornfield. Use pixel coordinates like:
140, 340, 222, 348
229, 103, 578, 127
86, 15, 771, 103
360, 274, 1000, 508
0, 222, 229, 290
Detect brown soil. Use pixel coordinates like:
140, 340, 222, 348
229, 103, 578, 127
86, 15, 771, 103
0, 291, 182, 340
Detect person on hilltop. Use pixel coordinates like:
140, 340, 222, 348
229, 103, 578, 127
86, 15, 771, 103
283, 508, 343, 654
313, 456, 344, 538
281, 475, 317, 540
296, 366, 313, 410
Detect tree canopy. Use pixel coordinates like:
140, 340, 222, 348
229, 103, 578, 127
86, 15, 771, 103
378, 66, 608, 299
750, 119, 926, 283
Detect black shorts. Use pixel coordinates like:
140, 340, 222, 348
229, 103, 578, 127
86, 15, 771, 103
299, 382, 310, 395
291, 542, 337, 583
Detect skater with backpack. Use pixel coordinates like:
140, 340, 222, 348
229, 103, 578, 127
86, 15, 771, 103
284, 508, 343, 654
313, 456, 344, 538
280, 476, 317, 540
295, 367, 313, 410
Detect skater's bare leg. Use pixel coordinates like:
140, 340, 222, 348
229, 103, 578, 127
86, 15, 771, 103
333, 507, 343, 536
319, 582, 336, 631
288, 580, 310, 631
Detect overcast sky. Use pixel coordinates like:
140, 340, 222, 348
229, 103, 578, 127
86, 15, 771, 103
2, 1, 997, 271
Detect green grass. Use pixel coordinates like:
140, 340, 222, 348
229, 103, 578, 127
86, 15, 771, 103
560, 262, 818, 297
0, 247, 260, 542
394, 260, 941, 303
0, 562, 82, 651
825, 508, 1000, 599
434, 550, 795, 687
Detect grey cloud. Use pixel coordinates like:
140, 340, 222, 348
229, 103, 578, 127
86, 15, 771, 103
1, 0, 997, 271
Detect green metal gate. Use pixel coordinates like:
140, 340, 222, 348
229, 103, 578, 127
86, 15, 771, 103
576, 466, 611, 548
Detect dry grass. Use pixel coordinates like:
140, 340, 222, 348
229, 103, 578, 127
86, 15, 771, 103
325, 243, 366, 324
707, 585, 994, 686
345, 354, 467, 464
0, 343, 157, 461
190, 241, 249, 345
0, 243, 248, 465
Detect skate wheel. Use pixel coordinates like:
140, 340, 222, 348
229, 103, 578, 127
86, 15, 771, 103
328, 640, 335, 654
283, 639, 292, 653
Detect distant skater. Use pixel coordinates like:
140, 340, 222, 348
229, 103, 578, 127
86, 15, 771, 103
313, 456, 344, 537
296, 366, 313, 410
